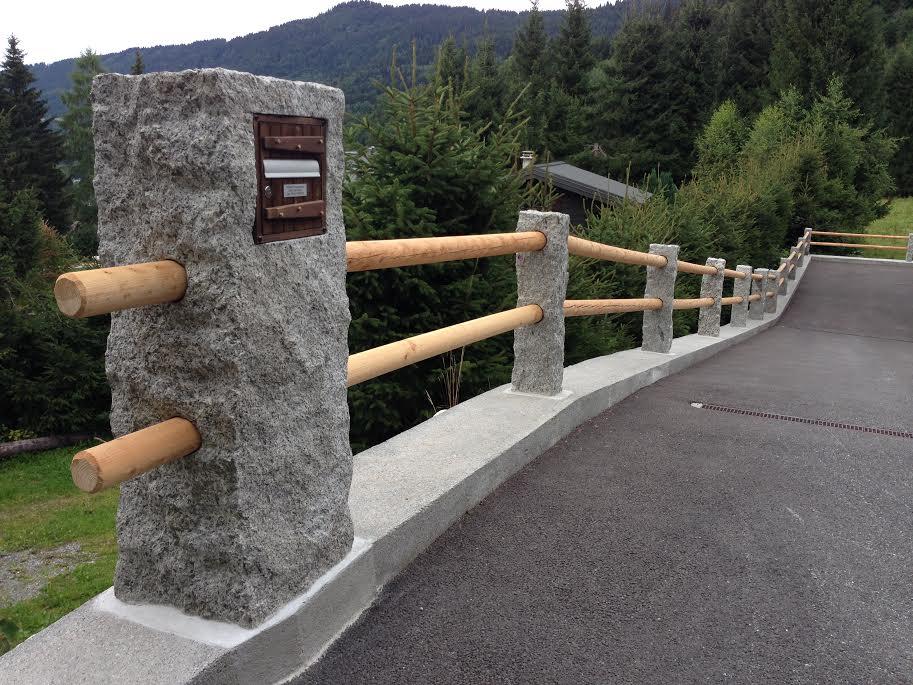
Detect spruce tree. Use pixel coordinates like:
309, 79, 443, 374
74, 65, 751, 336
769, 0, 887, 119
60, 49, 105, 255
554, 0, 594, 98
434, 36, 467, 92
465, 36, 502, 129
719, 0, 775, 114
130, 49, 144, 75
513, 1, 548, 82
0, 35, 70, 230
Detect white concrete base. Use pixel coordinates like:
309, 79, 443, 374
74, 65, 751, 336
0, 260, 818, 685
811, 253, 911, 267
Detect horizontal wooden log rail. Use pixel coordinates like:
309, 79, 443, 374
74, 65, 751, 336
70, 417, 201, 493
723, 268, 748, 279
810, 241, 907, 251
720, 296, 744, 306
55, 260, 187, 318
676, 260, 720, 276
346, 231, 547, 272
672, 297, 715, 310
748, 293, 762, 302
811, 230, 907, 240
347, 305, 543, 387
567, 236, 667, 267
563, 298, 662, 317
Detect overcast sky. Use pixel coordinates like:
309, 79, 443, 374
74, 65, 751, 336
2, 1, 576, 65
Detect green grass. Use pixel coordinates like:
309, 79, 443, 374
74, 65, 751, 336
0, 444, 118, 654
859, 197, 912, 259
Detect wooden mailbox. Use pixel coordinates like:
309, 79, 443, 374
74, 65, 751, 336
253, 113, 327, 244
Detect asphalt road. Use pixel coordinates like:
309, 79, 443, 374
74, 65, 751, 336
297, 259, 913, 684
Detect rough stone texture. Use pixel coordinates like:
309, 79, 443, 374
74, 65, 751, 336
778, 259, 789, 294
803, 227, 812, 255
730, 265, 752, 328
787, 255, 797, 280
641, 244, 679, 353
796, 245, 805, 268
511, 211, 570, 395
697, 257, 725, 337
906, 233, 912, 262
765, 272, 779, 314
749, 268, 767, 320
92, 69, 353, 627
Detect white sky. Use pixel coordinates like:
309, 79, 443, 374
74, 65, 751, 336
2, 1, 574, 65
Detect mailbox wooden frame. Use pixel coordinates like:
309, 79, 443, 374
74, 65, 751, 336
253, 113, 327, 244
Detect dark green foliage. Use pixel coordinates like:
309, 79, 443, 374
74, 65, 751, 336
343, 63, 530, 450
719, 0, 775, 114
0, 148, 109, 439
0, 36, 70, 231
130, 50, 144, 76
60, 50, 105, 256
769, 0, 887, 120
885, 40, 913, 195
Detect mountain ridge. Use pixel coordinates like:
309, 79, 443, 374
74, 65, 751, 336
30, 1, 632, 116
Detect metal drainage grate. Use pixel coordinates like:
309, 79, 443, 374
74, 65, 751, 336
690, 402, 913, 440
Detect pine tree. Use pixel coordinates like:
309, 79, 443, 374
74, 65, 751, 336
769, 0, 887, 119
465, 35, 503, 128
60, 49, 105, 255
434, 36, 467, 92
130, 49, 144, 75
513, 1, 548, 82
0, 35, 70, 230
554, 0, 594, 97
719, 0, 775, 114
884, 41, 913, 195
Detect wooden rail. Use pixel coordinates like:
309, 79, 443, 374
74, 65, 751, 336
672, 297, 715, 310
748, 294, 762, 302
346, 232, 547, 272
811, 230, 907, 240
810, 241, 907, 251
720, 296, 744, 305
347, 305, 543, 386
55, 261, 187, 318
563, 298, 662, 317
723, 268, 748, 280
70, 418, 201, 493
677, 260, 719, 276
567, 236, 667, 267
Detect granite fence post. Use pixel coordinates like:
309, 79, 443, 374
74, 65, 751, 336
511, 211, 570, 395
749, 268, 767, 320
803, 227, 813, 255
642, 244, 679, 353
93, 69, 353, 627
796, 243, 805, 268
730, 265, 752, 328
906, 233, 912, 262
778, 259, 789, 294
697, 257, 725, 337
765, 270, 779, 314
787, 253, 797, 280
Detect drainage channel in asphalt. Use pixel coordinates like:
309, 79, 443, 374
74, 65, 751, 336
690, 401, 913, 440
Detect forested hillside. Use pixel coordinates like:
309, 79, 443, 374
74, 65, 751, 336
30, 0, 632, 116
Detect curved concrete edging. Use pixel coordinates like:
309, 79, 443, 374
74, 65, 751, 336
0, 261, 812, 685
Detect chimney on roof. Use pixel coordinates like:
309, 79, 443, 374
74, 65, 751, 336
520, 150, 536, 169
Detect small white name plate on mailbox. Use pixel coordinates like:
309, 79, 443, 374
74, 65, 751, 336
283, 184, 309, 198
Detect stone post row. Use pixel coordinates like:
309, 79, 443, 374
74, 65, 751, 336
93, 69, 353, 627
511, 211, 570, 396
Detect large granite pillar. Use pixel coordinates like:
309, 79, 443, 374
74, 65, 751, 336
697, 257, 725, 337
93, 69, 353, 627
641, 244, 679, 353
730, 265, 752, 328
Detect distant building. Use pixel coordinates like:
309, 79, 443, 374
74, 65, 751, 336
529, 161, 652, 225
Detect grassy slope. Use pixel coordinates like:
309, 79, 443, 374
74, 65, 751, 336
861, 197, 913, 259
0, 444, 118, 653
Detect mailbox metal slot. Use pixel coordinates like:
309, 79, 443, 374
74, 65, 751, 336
253, 114, 327, 244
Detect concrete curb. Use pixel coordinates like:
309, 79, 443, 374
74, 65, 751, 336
811, 254, 912, 268
1, 260, 819, 685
